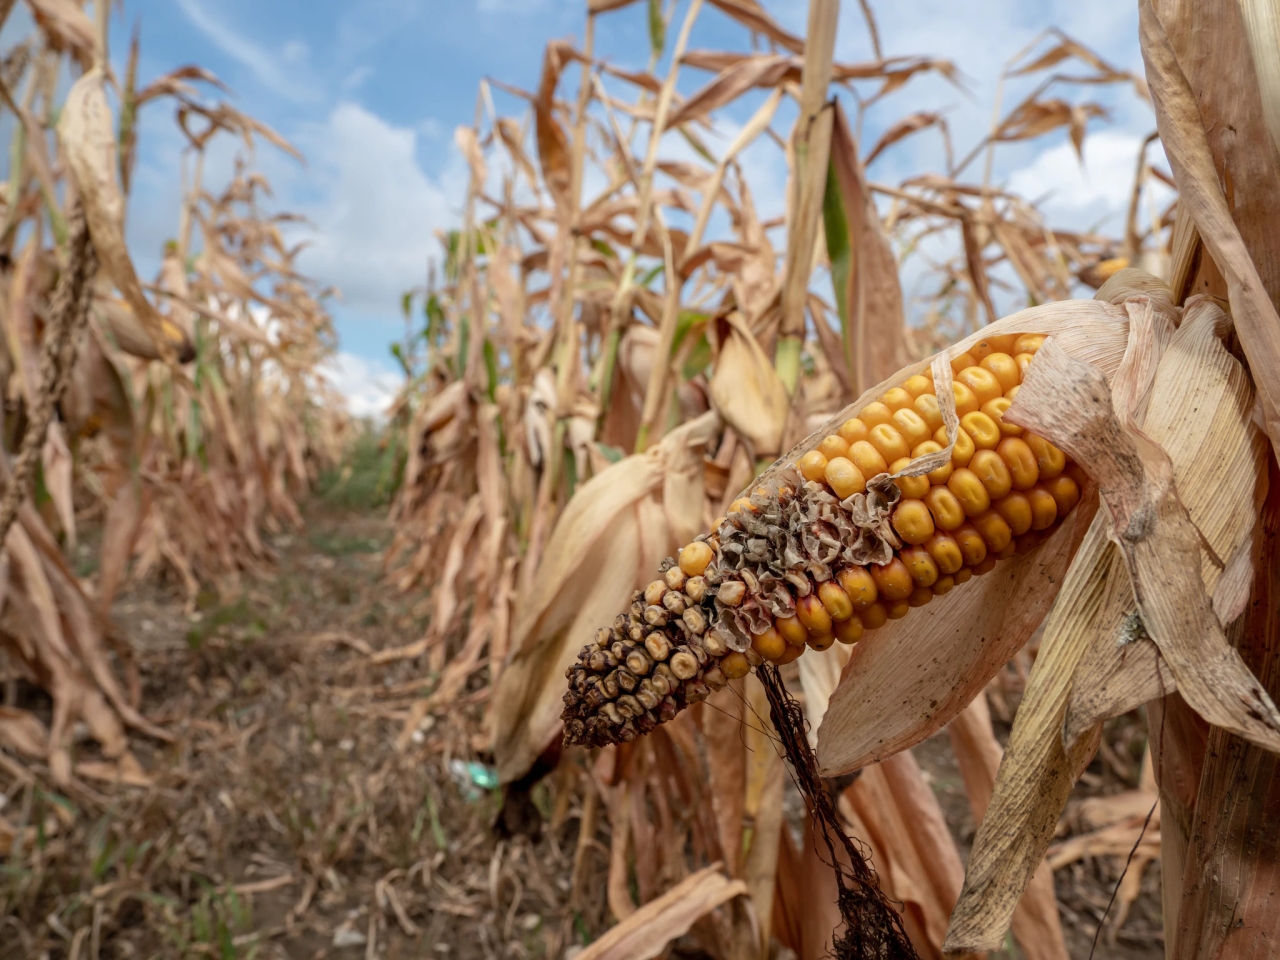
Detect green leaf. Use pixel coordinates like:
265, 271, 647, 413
483, 338, 499, 402
647, 0, 666, 58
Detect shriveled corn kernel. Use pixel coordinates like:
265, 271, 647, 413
914, 396, 944, 437
1044, 475, 1080, 516
900, 545, 939, 586
797, 594, 834, 637
937, 423, 976, 467
818, 434, 851, 461
954, 523, 989, 566
950, 352, 978, 375
952, 381, 981, 417
997, 437, 1039, 489
849, 441, 889, 479
834, 615, 864, 644
721, 651, 751, 680
1014, 353, 1035, 379
970, 449, 1013, 498
909, 585, 934, 607
960, 411, 1001, 450
837, 566, 878, 609
902, 375, 933, 398
953, 567, 973, 586
982, 397, 1022, 436
752, 626, 787, 662
1025, 434, 1065, 479
892, 408, 932, 448
869, 423, 911, 463
799, 450, 829, 483
1027, 485, 1059, 530
1014, 333, 1046, 354
912, 441, 954, 484
994, 492, 1033, 535
818, 580, 854, 621
925, 532, 965, 574
807, 632, 836, 651
972, 510, 1013, 553
871, 558, 914, 602
973, 554, 998, 576
881, 387, 915, 411
860, 402, 894, 428
892, 499, 936, 545
824, 457, 866, 500
957, 366, 1003, 405
886, 598, 911, 619
980, 352, 1020, 392
891, 459, 930, 499
679, 541, 713, 576
933, 574, 956, 595
838, 417, 870, 445
948, 468, 992, 516
862, 602, 889, 629
924, 485, 966, 531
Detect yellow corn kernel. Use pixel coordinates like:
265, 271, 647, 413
729, 497, 756, 517
849, 440, 889, 479
936, 424, 976, 468
1005, 384, 1020, 401
807, 632, 836, 651
777, 614, 809, 647
952, 381, 980, 417
911, 441, 953, 485
818, 580, 854, 621
775, 643, 804, 665
799, 450, 829, 483
892, 499, 936, 545
891, 459, 930, 499
862, 601, 889, 629
924, 485, 966, 531
982, 397, 1022, 437
972, 510, 1013, 553
969, 340, 993, 362
860, 402, 894, 428
953, 523, 989, 567
721, 651, 751, 679
839, 417, 870, 445
953, 567, 973, 586
913, 393, 944, 432
1026, 485, 1059, 530
980, 352, 1020, 392
752, 625, 787, 662
900, 545, 939, 587
950, 352, 978, 375
1014, 333, 1046, 354
925, 532, 964, 574
886, 598, 911, 619
1044, 475, 1080, 516
871, 558, 914, 602
870, 423, 911, 463
902, 374, 933, 398
679, 541, 713, 576
834, 615, 864, 645
933, 574, 956, 595
881, 387, 915, 411
1025, 435, 1065, 480
1013, 352, 1034, 380
960, 411, 1001, 450
892, 408, 932, 448
1066, 462, 1089, 490
824, 457, 867, 500
836, 566, 878, 610
997, 540, 1018, 560
909, 585, 934, 607
1016, 529, 1049, 554
984, 334, 1019, 354
818, 434, 851, 461
994, 491, 1033, 536
797, 594, 833, 637
973, 555, 998, 576
997, 437, 1039, 490
970, 449, 1013, 499
957, 366, 1003, 405
947, 468, 992, 516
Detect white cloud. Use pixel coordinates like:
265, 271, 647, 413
175, 0, 322, 103
321, 352, 402, 419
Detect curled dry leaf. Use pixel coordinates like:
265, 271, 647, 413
707, 311, 788, 456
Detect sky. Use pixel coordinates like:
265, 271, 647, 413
3, 0, 1163, 416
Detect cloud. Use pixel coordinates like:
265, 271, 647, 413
321, 352, 402, 419
174, 0, 322, 103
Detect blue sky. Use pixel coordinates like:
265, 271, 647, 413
5, 0, 1161, 413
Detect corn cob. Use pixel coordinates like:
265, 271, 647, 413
562, 335, 1087, 747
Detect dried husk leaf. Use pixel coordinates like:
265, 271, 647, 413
708, 311, 788, 455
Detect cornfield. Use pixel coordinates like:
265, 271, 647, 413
3, 0, 1280, 957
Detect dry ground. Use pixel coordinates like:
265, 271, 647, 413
1, 503, 1163, 959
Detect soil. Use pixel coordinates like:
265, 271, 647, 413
0, 504, 1166, 959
